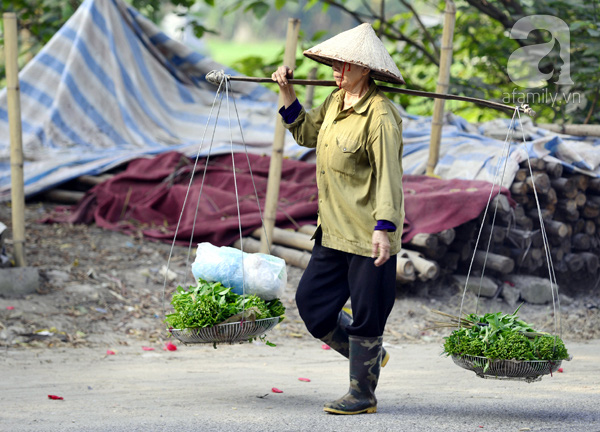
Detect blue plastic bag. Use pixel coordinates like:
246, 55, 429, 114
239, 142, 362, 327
191, 242, 287, 301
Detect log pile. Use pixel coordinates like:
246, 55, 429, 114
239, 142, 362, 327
391, 158, 600, 290
505, 158, 600, 280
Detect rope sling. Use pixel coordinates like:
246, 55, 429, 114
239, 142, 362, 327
162, 74, 281, 345
449, 107, 569, 382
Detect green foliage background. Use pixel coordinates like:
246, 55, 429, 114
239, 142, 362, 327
1, 0, 598, 124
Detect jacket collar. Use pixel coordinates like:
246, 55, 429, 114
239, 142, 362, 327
335, 80, 377, 114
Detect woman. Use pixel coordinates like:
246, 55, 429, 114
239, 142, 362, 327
272, 23, 405, 415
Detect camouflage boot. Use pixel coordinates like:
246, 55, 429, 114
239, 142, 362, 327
323, 335, 382, 415
321, 311, 390, 367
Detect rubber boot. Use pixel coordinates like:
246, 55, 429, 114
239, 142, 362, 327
323, 335, 382, 415
320, 311, 390, 367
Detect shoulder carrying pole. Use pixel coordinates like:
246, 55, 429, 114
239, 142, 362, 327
205, 72, 536, 118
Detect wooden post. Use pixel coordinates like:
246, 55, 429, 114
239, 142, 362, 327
260, 18, 301, 253
4, 12, 27, 267
426, 0, 456, 176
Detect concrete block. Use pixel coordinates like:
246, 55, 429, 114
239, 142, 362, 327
501, 282, 520, 309
505, 275, 556, 305
0, 267, 40, 298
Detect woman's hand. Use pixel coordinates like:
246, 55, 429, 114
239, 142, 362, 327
372, 230, 391, 267
272, 65, 293, 85
271, 66, 297, 108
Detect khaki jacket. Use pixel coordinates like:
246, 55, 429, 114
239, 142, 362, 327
284, 82, 404, 257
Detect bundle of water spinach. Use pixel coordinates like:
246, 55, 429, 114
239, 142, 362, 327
165, 278, 285, 332
432, 305, 569, 368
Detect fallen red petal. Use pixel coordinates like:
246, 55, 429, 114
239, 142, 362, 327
48, 395, 64, 400
6, 306, 15, 310
141, 346, 155, 351
321, 344, 331, 350
558, 368, 564, 373
298, 377, 311, 382
106, 350, 116, 355
164, 342, 177, 351
271, 387, 283, 393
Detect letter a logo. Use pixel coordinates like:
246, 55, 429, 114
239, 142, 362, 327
507, 15, 574, 88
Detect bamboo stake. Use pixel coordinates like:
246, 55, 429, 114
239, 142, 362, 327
4, 12, 26, 267
206, 73, 536, 117
426, 0, 456, 176
260, 18, 301, 254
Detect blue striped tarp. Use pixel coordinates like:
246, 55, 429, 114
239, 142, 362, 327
0, 0, 305, 201
1, 0, 598, 201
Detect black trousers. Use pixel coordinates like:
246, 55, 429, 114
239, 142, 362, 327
295, 232, 397, 339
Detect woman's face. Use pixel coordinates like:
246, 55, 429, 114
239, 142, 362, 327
332, 60, 369, 90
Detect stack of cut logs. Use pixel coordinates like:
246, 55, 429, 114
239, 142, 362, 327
505, 158, 600, 278
236, 158, 600, 287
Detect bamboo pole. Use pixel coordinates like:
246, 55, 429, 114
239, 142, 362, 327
251, 227, 313, 252
298, 224, 318, 236
43, 189, 85, 204
401, 249, 440, 280
260, 18, 301, 254
234, 237, 311, 269
396, 258, 416, 282
4, 12, 27, 267
426, 0, 456, 176
536, 123, 600, 137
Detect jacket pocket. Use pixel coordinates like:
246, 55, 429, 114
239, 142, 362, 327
330, 136, 362, 175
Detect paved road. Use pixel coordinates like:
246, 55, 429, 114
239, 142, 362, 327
1, 338, 599, 432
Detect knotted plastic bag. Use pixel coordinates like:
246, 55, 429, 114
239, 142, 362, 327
191, 242, 287, 301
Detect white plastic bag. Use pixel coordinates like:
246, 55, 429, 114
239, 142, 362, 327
191, 242, 287, 301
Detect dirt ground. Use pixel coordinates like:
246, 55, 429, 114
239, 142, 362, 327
1, 201, 599, 351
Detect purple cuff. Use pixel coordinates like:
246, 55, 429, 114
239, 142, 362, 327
278, 98, 302, 124
374, 220, 396, 232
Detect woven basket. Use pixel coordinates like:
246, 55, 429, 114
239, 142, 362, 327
451, 354, 563, 382
169, 317, 281, 345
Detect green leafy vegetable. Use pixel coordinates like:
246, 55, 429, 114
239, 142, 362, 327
165, 279, 285, 330
437, 306, 569, 362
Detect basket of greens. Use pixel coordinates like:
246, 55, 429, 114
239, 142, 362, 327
431, 306, 570, 382
166, 278, 285, 345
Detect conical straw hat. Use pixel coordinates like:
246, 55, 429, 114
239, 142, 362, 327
303, 23, 405, 85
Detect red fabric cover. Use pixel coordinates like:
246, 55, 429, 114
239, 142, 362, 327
43, 151, 512, 245
48, 151, 318, 246
401, 175, 514, 241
